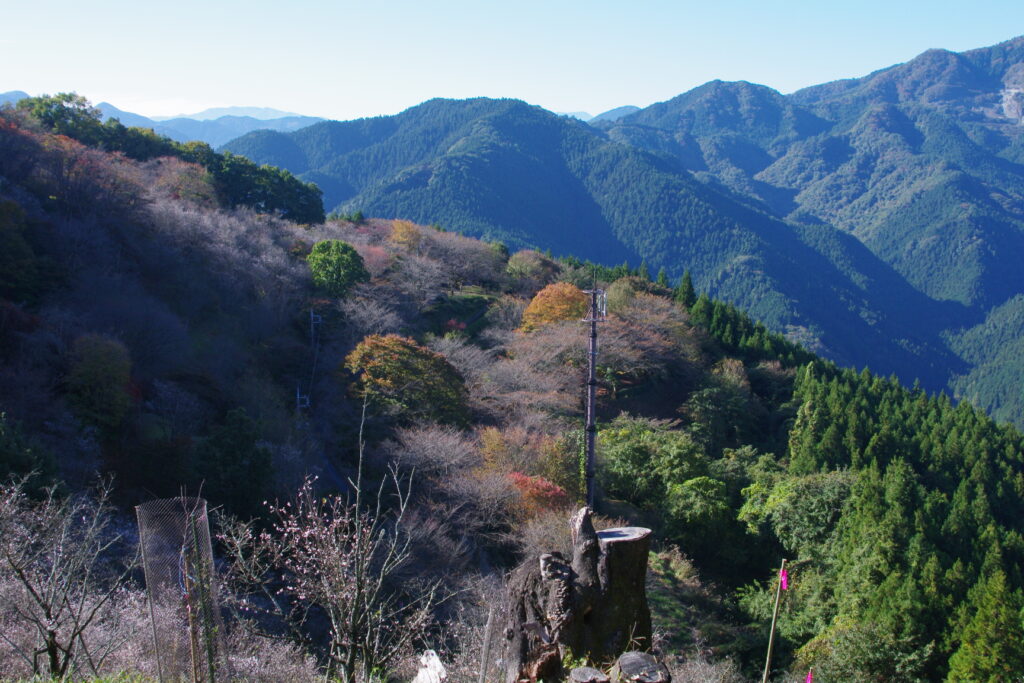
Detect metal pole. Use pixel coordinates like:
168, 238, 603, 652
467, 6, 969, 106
585, 289, 598, 509
761, 559, 787, 683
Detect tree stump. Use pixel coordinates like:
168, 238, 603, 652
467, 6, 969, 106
502, 508, 652, 683
610, 651, 671, 682
570, 666, 611, 682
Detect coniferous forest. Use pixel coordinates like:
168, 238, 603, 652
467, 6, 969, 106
2, 80, 1024, 682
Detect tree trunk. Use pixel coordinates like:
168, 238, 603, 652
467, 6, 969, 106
502, 508, 652, 682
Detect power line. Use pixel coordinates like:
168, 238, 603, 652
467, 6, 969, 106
297, 308, 322, 412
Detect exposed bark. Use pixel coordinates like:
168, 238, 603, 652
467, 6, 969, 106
502, 507, 652, 683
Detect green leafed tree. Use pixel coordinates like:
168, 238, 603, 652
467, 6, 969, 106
15, 94, 324, 223
0, 412, 56, 485
0, 200, 43, 303
307, 239, 370, 297
194, 408, 272, 519
16, 92, 103, 144
66, 333, 133, 431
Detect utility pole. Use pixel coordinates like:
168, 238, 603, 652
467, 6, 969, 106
762, 558, 788, 683
582, 285, 606, 509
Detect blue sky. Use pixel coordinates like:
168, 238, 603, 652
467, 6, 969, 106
5, 0, 1024, 120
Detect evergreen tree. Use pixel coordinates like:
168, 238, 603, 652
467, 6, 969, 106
947, 570, 1024, 680
674, 270, 696, 308
689, 292, 712, 328
656, 267, 669, 287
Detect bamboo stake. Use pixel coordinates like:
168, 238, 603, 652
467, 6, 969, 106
761, 559, 787, 683
136, 513, 165, 683
478, 606, 495, 683
183, 549, 201, 683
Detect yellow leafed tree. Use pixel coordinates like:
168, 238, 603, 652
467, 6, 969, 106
519, 282, 588, 332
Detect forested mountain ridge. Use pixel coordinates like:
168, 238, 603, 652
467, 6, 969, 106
606, 37, 1024, 310
222, 36, 1024, 427
2, 104, 1024, 680
227, 97, 967, 393
606, 36, 1024, 425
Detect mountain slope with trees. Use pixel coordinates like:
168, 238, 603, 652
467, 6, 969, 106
222, 35, 1024, 427
222, 98, 967, 392
603, 36, 1024, 426
2, 102, 1024, 683
1, 104, 1024, 680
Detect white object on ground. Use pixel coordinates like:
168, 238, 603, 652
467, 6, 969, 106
411, 649, 447, 683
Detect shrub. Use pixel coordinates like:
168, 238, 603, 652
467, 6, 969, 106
0, 412, 56, 484
508, 472, 571, 517
66, 334, 133, 430
219, 476, 437, 683
0, 479, 137, 679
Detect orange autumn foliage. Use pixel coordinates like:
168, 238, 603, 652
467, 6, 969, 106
519, 282, 588, 332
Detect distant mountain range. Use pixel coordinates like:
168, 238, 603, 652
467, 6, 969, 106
0, 92, 323, 147
151, 106, 304, 121
590, 105, 641, 122
96, 104, 323, 147
557, 106, 641, 123
8, 36, 1024, 426
220, 35, 1024, 426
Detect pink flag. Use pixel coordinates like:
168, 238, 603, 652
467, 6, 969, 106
780, 567, 789, 590
806, 668, 813, 682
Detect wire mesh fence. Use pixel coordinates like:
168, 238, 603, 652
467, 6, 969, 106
136, 497, 227, 682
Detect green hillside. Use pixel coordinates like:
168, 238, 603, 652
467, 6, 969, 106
223, 97, 971, 397
220, 35, 1024, 426
2, 106, 1024, 680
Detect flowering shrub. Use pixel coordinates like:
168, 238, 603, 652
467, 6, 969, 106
219, 475, 437, 683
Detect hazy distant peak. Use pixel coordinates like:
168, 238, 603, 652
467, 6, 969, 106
0, 90, 30, 106
96, 102, 156, 128
590, 106, 640, 122
154, 106, 303, 121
